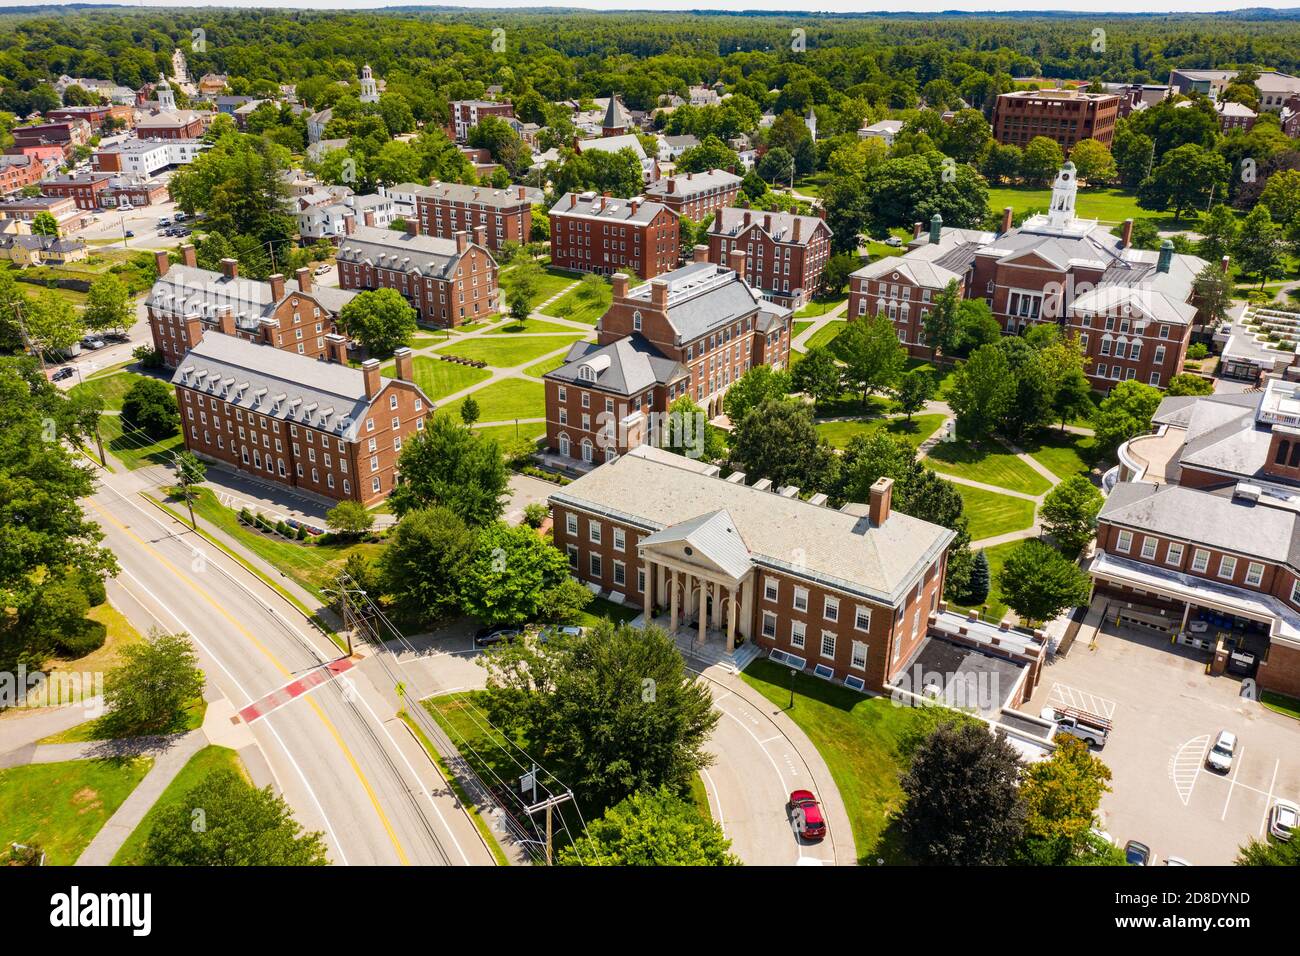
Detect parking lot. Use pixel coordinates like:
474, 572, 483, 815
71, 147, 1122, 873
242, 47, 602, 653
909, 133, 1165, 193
1026, 610, 1300, 864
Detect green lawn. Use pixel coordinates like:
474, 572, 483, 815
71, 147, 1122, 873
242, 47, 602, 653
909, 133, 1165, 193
816, 413, 945, 450
111, 745, 245, 866
811, 392, 894, 420
794, 294, 848, 319
573, 596, 642, 628
439, 378, 545, 424
0, 757, 154, 865
949, 540, 1022, 623
474, 421, 545, 446
741, 658, 966, 864
437, 334, 584, 369
985, 184, 1184, 230
904, 357, 959, 401
380, 354, 491, 401
70, 370, 186, 470
803, 320, 846, 353
184, 487, 384, 600
955, 484, 1037, 542
70, 368, 145, 408
500, 264, 576, 308
541, 282, 611, 325
490, 317, 582, 334
524, 354, 569, 378
1261, 691, 1300, 722
1023, 431, 1102, 482
924, 440, 1052, 496
792, 320, 814, 340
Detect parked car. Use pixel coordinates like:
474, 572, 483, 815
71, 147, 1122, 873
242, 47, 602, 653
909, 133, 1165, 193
1040, 706, 1110, 748
313, 264, 332, 276
1269, 799, 1299, 841
1164, 856, 1192, 866
173, 211, 187, 221
538, 624, 583, 644
1124, 840, 1153, 866
80, 335, 105, 350
789, 789, 827, 841
1206, 730, 1237, 773
473, 625, 524, 647
157, 217, 171, 228
51, 366, 74, 382
124, 230, 135, 238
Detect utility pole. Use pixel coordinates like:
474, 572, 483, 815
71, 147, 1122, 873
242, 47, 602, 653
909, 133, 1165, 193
523, 787, 574, 866
173, 452, 196, 529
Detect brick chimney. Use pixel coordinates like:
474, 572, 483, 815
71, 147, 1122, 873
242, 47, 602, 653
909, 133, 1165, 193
517, 185, 527, 201
363, 209, 375, 228
405, 219, 419, 237
649, 278, 669, 310
154, 248, 170, 277
1120, 218, 1134, 249
473, 225, 486, 247
343, 213, 356, 236
1000, 205, 1013, 234
869, 476, 893, 526
667, 177, 676, 194
728, 248, 746, 277
362, 358, 382, 399
743, 210, 752, 227
455, 230, 468, 253
792, 218, 801, 242
763, 213, 772, 232
217, 306, 235, 337
220, 257, 238, 280
295, 266, 312, 294
569, 193, 577, 209
693, 244, 709, 263
181, 244, 197, 268
269, 273, 285, 301
713, 208, 723, 231
393, 346, 413, 381
259, 320, 279, 345
324, 333, 348, 364
913, 221, 923, 239
1221, 255, 1231, 275
630, 198, 640, 216
611, 272, 629, 299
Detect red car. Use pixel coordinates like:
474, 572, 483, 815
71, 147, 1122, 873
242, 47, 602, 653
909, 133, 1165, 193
789, 789, 826, 841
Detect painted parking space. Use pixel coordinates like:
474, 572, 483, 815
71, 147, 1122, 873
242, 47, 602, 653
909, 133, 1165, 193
1047, 682, 1117, 719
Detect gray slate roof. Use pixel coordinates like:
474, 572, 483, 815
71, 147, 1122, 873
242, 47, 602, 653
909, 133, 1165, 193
710, 207, 827, 247
335, 225, 474, 281
550, 192, 667, 225
619, 261, 784, 343
149, 264, 357, 330
546, 334, 686, 395
171, 334, 411, 442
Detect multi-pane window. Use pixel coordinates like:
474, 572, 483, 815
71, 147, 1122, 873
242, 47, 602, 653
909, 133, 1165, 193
820, 631, 836, 659
855, 606, 871, 632
823, 596, 839, 622
1218, 555, 1237, 580
1192, 549, 1210, 573
1116, 530, 1133, 553
1165, 542, 1184, 566
790, 621, 805, 649
851, 641, 868, 670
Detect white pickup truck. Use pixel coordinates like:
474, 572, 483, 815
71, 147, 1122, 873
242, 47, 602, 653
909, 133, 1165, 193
1040, 706, 1111, 748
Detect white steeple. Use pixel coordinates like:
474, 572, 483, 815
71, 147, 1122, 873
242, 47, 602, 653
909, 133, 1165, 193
805, 104, 817, 141
155, 73, 176, 112
359, 64, 379, 104
1047, 161, 1079, 232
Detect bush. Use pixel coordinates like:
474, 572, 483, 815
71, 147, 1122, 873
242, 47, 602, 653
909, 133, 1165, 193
238, 507, 252, 524
296, 525, 309, 541
523, 502, 549, 528
1186, 342, 1208, 360
56, 618, 107, 657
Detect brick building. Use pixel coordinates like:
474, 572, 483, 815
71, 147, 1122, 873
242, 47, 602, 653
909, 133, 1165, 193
548, 445, 959, 692
172, 334, 432, 506
645, 168, 742, 222
0, 195, 85, 232
707, 206, 832, 308
543, 251, 791, 466
848, 255, 964, 358
335, 224, 499, 328
414, 181, 542, 251
146, 245, 358, 368
12, 120, 91, 158
45, 104, 134, 132
93, 137, 206, 176
896, 163, 1207, 390
448, 100, 515, 143
549, 191, 679, 279
134, 109, 208, 140
992, 89, 1121, 150
0, 155, 46, 197
1092, 379, 1300, 698
41, 172, 115, 210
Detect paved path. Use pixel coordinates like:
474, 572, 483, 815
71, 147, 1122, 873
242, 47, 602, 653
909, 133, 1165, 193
791, 306, 847, 353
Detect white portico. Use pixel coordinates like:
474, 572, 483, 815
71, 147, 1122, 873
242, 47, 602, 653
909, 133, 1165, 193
637, 509, 753, 652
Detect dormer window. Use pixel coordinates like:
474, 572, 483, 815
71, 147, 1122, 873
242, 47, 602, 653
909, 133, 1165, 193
579, 365, 597, 382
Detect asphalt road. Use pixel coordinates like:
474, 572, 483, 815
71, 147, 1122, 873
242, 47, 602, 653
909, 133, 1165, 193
84, 464, 491, 866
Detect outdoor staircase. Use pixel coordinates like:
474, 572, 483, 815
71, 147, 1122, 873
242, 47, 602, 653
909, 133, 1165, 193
629, 612, 763, 674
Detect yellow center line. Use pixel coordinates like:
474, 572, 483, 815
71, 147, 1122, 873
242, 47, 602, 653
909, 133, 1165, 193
87, 496, 411, 866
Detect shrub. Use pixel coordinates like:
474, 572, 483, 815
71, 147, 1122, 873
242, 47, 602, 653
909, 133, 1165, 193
1186, 342, 1208, 360
523, 502, 549, 528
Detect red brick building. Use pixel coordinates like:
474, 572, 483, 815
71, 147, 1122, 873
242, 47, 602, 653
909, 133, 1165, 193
992, 88, 1121, 150
12, 120, 91, 158
414, 181, 542, 251
898, 163, 1207, 390
134, 109, 208, 140
548, 446, 963, 693
147, 245, 358, 369
549, 191, 679, 279
41, 172, 115, 210
1092, 380, 1300, 698
707, 206, 832, 308
543, 250, 791, 467
172, 335, 433, 506
447, 100, 515, 143
645, 168, 742, 222
335, 223, 499, 328
848, 254, 964, 358
0, 155, 46, 197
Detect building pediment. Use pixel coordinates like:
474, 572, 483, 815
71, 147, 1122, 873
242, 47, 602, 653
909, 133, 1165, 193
639, 509, 753, 582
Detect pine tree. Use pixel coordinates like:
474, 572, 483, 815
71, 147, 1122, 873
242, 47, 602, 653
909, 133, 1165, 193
966, 549, 990, 605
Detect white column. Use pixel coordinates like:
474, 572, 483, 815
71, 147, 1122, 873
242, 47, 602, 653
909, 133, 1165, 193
670, 569, 679, 634
737, 577, 749, 639
643, 557, 653, 622
698, 579, 708, 645
727, 585, 738, 651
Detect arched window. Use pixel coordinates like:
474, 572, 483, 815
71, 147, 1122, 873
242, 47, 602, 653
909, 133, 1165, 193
558, 433, 571, 457
581, 439, 594, 463
1289, 442, 1300, 468
1277, 440, 1291, 466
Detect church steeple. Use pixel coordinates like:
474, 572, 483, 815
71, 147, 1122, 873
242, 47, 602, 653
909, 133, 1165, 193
359, 64, 379, 104
155, 73, 176, 112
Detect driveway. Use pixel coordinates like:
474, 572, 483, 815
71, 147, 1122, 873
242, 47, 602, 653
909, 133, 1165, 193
1026, 610, 1300, 864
